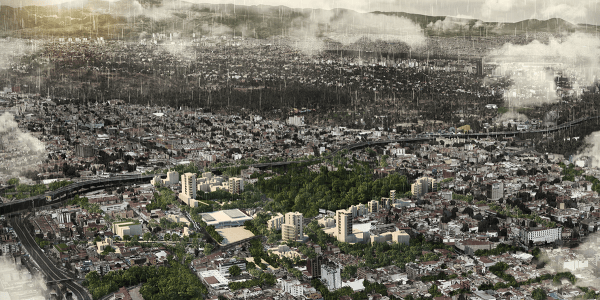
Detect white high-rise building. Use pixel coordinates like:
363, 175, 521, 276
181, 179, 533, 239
336, 210, 353, 242
411, 177, 437, 198
228, 177, 244, 194
282, 212, 303, 241
179, 173, 197, 207
321, 264, 342, 290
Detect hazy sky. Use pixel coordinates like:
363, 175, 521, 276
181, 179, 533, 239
4, 0, 600, 25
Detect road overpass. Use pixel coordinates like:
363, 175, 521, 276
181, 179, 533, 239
1, 114, 597, 215
0, 174, 163, 216
11, 217, 91, 300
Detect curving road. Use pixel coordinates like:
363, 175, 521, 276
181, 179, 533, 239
11, 217, 91, 300
0, 114, 597, 215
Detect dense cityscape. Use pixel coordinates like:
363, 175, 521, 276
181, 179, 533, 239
2, 1, 600, 300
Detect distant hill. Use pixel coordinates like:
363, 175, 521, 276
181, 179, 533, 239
0, 1, 598, 39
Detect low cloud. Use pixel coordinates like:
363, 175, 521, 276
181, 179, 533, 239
0, 112, 47, 176
486, 32, 600, 107
575, 131, 600, 168
0, 255, 47, 300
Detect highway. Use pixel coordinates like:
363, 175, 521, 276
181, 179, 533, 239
2, 115, 596, 215
0, 174, 160, 215
11, 217, 91, 300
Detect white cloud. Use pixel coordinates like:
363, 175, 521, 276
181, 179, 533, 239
540, 3, 588, 24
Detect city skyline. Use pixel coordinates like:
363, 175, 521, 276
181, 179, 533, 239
3, 0, 600, 26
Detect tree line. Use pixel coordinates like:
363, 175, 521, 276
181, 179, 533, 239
83, 259, 207, 300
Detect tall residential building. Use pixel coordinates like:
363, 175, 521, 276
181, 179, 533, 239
411, 177, 437, 198
228, 177, 244, 194
336, 210, 353, 242
321, 264, 342, 291
380, 198, 392, 211
282, 212, 303, 241
390, 190, 397, 200
179, 173, 197, 206
267, 213, 284, 231
368, 200, 379, 213
306, 256, 323, 278
487, 181, 504, 201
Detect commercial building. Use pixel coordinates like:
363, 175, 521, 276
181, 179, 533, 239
370, 230, 410, 245
200, 209, 253, 229
519, 226, 562, 245
487, 181, 504, 201
411, 177, 437, 198
228, 177, 244, 194
199, 270, 229, 290
216, 258, 247, 276
112, 221, 142, 238
179, 173, 197, 207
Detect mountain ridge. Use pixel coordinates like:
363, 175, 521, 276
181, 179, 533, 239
0, 1, 598, 39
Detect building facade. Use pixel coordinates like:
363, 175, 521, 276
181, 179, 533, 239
282, 212, 303, 241
228, 177, 244, 194
267, 213, 284, 231
487, 181, 504, 201
368, 200, 379, 213
519, 226, 562, 244
179, 173, 197, 207
336, 210, 353, 242
411, 177, 437, 198
321, 264, 342, 291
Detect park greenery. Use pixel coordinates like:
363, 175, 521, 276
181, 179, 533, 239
584, 175, 600, 194
244, 213, 281, 243
83, 259, 207, 300
228, 265, 241, 276
101, 245, 116, 255
3, 179, 72, 200
255, 163, 410, 217
488, 203, 556, 228
205, 225, 224, 243
478, 262, 576, 290
559, 163, 585, 182
420, 271, 458, 282
67, 195, 102, 214
146, 187, 179, 212
34, 237, 51, 248
303, 221, 447, 269
577, 286, 600, 299
158, 217, 186, 229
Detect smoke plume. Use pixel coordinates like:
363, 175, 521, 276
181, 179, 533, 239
574, 131, 600, 168
0, 255, 47, 300
286, 9, 426, 55
0, 112, 46, 177
486, 32, 600, 107
0, 39, 32, 71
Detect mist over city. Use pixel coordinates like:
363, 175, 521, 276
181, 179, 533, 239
2, 1, 600, 300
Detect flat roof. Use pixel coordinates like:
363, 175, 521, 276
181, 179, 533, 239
216, 227, 255, 246
204, 276, 220, 285
201, 209, 252, 225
